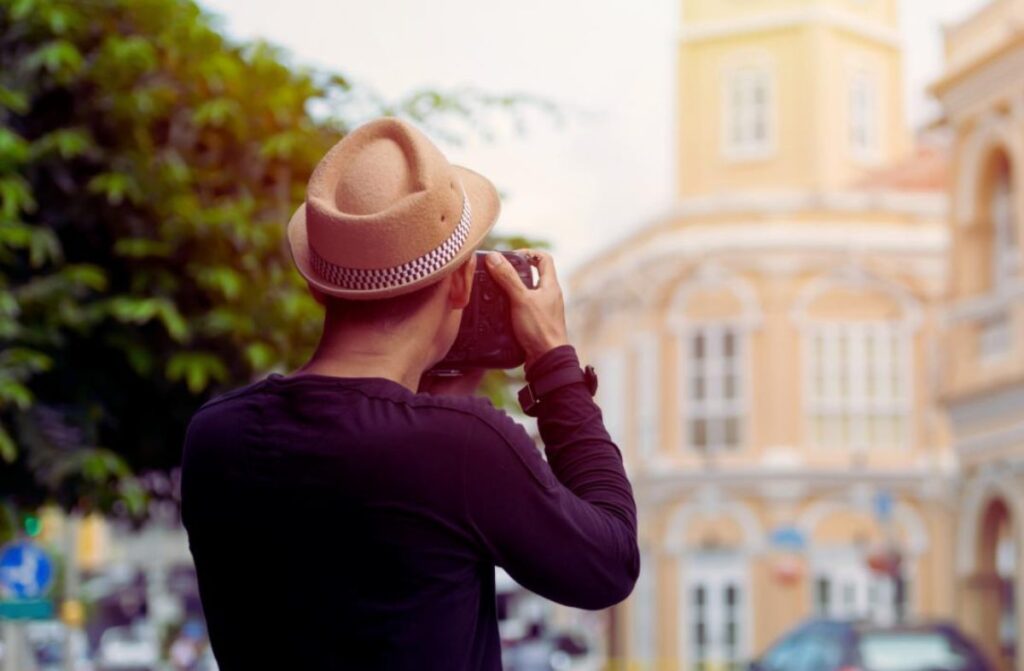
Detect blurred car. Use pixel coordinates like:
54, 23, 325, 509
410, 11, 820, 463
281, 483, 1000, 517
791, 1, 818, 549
25, 621, 92, 671
502, 626, 596, 671
748, 619, 992, 671
95, 624, 159, 671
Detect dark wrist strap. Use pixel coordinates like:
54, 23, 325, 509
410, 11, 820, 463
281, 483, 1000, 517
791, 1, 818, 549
518, 365, 597, 417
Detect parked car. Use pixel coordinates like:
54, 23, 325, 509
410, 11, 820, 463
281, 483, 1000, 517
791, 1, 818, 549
95, 623, 159, 671
25, 621, 92, 671
749, 619, 993, 671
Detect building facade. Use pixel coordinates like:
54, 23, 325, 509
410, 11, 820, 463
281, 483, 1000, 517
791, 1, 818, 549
569, 1, 957, 669
933, 2, 1024, 670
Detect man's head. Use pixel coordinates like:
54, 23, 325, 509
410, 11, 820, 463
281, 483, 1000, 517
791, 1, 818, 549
310, 254, 477, 367
285, 118, 499, 372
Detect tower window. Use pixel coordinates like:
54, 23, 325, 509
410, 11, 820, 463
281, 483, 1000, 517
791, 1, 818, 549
723, 67, 773, 160
849, 71, 880, 160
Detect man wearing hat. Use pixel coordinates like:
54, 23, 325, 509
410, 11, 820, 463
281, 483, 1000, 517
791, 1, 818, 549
180, 118, 638, 670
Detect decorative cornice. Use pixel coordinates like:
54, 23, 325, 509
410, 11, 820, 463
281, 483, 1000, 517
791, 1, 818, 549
571, 217, 949, 300
932, 31, 1024, 109
678, 7, 901, 49
634, 466, 958, 506
666, 190, 949, 219
684, 7, 901, 48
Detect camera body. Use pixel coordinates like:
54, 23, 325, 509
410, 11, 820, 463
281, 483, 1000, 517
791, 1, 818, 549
428, 251, 535, 374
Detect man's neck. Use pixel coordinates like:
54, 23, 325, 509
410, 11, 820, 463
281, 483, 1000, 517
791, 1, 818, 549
293, 321, 437, 392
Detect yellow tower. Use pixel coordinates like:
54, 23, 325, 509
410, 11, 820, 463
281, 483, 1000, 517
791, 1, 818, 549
677, 0, 909, 196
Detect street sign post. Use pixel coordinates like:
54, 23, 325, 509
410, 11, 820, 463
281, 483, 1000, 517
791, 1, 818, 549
873, 489, 894, 523
1, 540, 57, 671
0, 540, 54, 602
0, 599, 53, 619
768, 525, 807, 551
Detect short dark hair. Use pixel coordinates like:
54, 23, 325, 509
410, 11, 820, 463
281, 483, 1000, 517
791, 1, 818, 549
322, 279, 445, 328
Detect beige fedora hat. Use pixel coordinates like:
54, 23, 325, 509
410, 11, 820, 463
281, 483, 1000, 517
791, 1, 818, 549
286, 117, 501, 300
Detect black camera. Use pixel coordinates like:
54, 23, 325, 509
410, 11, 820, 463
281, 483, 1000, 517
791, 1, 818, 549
428, 251, 535, 375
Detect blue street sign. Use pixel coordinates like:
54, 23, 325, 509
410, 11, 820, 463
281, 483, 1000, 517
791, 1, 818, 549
0, 541, 54, 600
768, 526, 806, 551
874, 490, 894, 523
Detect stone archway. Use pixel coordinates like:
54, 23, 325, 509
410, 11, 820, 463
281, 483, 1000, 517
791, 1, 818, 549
798, 498, 929, 624
665, 497, 762, 671
955, 466, 1024, 671
962, 496, 1018, 671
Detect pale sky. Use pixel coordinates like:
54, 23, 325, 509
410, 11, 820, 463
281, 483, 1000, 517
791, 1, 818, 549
199, 0, 988, 272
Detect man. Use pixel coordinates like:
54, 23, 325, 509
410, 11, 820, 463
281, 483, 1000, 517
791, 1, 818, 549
181, 118, 638, 670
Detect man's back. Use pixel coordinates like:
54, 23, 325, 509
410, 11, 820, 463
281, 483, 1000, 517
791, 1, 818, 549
182, 349, 638, 670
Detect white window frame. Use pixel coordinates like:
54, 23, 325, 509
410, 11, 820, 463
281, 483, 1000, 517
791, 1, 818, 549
848, 68, 881, 162
804, 321, 912, 451
811, 547, 909, 625
721, 65, 775, 161
632, 332, 660, 463
681, 322, 747, 454
681, 551, 752, 670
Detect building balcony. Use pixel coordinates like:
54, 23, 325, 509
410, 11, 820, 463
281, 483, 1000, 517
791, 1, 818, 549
941, 283, 1024, 403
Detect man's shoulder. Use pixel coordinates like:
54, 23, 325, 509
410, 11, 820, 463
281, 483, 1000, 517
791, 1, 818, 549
183, 380, 271, 449
418, 394, 553, 486
407, 393, 526, 439
194, 378, 268, 415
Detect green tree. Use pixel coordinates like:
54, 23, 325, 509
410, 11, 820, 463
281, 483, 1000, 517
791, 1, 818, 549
0, 0, 551, 535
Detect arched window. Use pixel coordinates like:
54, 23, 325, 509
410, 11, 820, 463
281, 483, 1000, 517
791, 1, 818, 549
686, 324, 745, 452
807, 321, 910, 450
989, 152, 1018, 292
672, 275, 758, 454
795, 273, 917, 452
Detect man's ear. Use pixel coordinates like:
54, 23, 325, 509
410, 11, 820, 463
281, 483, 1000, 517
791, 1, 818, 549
448, 255, 476, 310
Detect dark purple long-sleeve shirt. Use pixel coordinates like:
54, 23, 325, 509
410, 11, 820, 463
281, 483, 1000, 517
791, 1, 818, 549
180, 345, 638, 670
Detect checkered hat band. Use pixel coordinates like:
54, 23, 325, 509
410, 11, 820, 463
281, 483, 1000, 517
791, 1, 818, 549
309, 190, 472, 292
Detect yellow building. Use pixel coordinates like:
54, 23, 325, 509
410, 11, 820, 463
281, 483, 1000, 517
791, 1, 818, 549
569, 1, 957, 668
933, 2, 1024, 670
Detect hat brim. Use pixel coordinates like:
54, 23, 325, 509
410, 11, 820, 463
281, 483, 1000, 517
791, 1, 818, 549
286, 165, 501, 300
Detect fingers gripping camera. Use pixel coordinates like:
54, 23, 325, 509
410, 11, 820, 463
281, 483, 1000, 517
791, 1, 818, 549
429, 251, 536, 374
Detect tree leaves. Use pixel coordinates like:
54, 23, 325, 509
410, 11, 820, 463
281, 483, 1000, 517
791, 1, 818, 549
24, 40, 83, 82
192, 98, 242, 130
0, 176, 36, 218
0, 424, 15, 462
0, 86, 29, 114
87, 172, 143, 206
107, 297, 190, 342
30, 128, 94, 160
0, 127, 30, 167
0, 0, 555, 526
165, 351, 228, 394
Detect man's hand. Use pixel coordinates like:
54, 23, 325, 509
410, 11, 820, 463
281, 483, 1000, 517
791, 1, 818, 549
485, 250, 570, 368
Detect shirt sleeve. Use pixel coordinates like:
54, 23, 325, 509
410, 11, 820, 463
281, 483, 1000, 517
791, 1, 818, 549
460, 345, 639, 610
